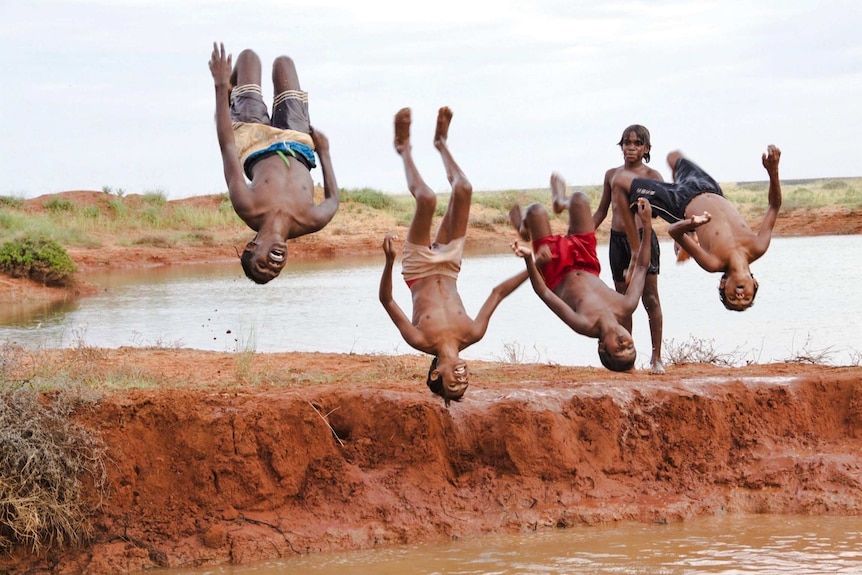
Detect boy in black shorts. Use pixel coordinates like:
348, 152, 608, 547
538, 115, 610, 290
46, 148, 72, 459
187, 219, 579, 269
593, 125, 665, 373
611, 146, 783, 311
209, 42, 339, 284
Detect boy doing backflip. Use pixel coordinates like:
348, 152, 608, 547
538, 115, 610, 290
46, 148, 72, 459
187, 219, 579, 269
209, 42, 339, 284
612, 146, 782, 311
510, 174, 654, 372
380, 107, 528, 405
593, 124, 665, 373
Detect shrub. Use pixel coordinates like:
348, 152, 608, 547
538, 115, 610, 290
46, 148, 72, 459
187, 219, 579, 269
0, 235, 78, 286
344, 188, 393, 210
0, 383, 107, 552
43, 197, 75, 213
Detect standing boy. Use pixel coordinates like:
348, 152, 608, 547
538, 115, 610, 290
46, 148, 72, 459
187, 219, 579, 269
593, 125, 665, 373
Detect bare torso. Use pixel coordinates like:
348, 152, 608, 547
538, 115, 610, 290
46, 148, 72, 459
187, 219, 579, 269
553, 271, 627, 337
685, 193, 757, 263
409, 275, 476, 351
605, 164, 662, 232
236, 154, 318, 236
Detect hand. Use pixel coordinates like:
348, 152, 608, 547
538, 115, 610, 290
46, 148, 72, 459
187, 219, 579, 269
382, 233, 398, 262
510, 240, 533, 259
209, 42, 232, 87
762, 145, 781, 176
310, 126, 330, 153
690, 212, 711, 227
636, 197, 652, 226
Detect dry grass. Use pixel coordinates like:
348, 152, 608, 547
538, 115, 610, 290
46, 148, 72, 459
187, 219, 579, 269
0, 344, 108, 553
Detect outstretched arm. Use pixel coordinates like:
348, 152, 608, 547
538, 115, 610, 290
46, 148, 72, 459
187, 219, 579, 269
621, 199, 653, 313
511, 242, 593, 335
465, 269, 529, 345
379, 235, 429, 352
592, 169, 614, 229
668, 212, 725, 272
208, 43, 252, 215
751, 145, 782, 260
304, 127, 340, 232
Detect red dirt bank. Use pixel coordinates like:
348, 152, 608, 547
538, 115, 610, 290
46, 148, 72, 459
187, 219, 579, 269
1, 192, 862, 574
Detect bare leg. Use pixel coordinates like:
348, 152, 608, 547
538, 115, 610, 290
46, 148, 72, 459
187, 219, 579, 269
509, 204, 530, 241
433, 107, 472, 245
552, 173, 593, 235
395, 108, 435, 247
233, 49, 262, 87
641, 274, 665, 374
667, 150, 684, 181
272, 55, 301, 94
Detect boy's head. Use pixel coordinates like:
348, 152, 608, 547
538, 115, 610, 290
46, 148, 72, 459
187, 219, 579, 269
240, 238, 287, 284
718, 272, 759, 311
427, 355, 468, 406
617, 125, 652, 164
597, 326, 637, 372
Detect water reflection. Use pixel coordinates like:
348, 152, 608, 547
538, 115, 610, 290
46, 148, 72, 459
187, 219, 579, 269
1, 236, 860, 367
152, 514, 862, 574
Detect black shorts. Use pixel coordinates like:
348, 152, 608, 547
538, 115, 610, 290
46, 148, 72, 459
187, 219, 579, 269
629, 158, 722, 223
609, 229, 660, 283
230, 85, 311, 134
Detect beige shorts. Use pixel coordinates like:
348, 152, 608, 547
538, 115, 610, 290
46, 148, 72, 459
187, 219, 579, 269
401, 237, 465, 285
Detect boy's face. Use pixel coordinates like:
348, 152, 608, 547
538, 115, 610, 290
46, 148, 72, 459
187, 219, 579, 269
245, 239, 287, 282
432, 357, 469, 402
620, 131, 649, 163
720, 272, 758, 310
601, 327, 636, 362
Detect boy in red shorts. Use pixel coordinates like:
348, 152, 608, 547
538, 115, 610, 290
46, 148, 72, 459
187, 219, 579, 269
510, 173, 653, 372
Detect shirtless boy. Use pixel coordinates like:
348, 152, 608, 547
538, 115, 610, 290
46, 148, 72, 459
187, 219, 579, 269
510, 174, 654, 372
209, 42, 339, 284
379, 107, 528, 404
612, 146, 782, 311
592, 124, 665, 373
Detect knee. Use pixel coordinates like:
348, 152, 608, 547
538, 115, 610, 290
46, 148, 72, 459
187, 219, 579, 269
642, 291, 662, 315
413, 185, 437, 211
569, 191, 590, 212
666, 150, 683, 170
273, 55, 297, 73
237, 49, 261, 65
524, 202, 548, 221
451, 177, 472, 200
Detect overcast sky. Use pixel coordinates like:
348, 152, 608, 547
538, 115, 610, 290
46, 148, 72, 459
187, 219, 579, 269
2, 0, 859, 199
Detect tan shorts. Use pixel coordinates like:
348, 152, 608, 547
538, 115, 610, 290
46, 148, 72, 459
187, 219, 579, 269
401, 237, 465, 285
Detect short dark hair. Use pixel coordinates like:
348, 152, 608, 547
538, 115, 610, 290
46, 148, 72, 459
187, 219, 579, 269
240, 249, 272, 284
718, 272, 758, 311
426, 356, 463, 405
598, 346, 636, 372
617, 124, 652, 164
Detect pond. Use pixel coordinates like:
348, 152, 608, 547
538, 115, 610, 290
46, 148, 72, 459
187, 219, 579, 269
1, 236, 860, 368
152, 513, 862, 574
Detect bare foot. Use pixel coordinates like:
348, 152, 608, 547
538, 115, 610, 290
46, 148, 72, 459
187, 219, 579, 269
394, 107, 411, 154
508, 204, 530, 241
550, 172, 569, 214
649, 358, 666, 375
433, 106, 453, 150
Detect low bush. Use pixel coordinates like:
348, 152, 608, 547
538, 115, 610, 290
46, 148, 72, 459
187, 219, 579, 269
0, 235, 77, 286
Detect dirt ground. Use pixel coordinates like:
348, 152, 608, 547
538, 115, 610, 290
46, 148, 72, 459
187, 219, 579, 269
2, 191, 862, 574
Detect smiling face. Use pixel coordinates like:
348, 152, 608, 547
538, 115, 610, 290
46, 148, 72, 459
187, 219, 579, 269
240, 239, 287, 284
432, 357, 469, 404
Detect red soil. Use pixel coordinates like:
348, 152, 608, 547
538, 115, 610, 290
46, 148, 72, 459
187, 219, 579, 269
1, 191, 861, 574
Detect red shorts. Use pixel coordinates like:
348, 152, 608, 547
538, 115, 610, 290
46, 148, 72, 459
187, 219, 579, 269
533, 232, 601, 291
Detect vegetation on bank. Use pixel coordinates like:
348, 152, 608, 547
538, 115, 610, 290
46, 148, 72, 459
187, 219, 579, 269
0, 177, 860, 254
